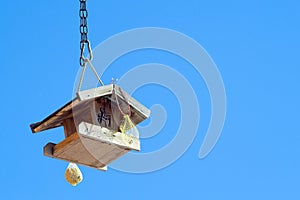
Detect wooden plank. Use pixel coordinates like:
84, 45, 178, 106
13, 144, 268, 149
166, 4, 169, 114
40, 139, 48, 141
78, 122, 140, 151
63, 118, 76, 137
42, 122, 140, 170
80, 134, 116, 158
77, 84, 114, 101
53, 133, 81, 156
80, 136, 118, 166
107, 96, 145, 126
90, 98, 119, 132
77, 84, 151, 120
43, 142, 108, 171
31, 98, 80, 133
30, 98, 92, 134
58, 141, 106, 168
45, 121, 140, 169
30, 85, 150, 134
73, 105, 94, 128
99, 146, 129, 165
114, 85, 151, 119
44, 142, 55, 157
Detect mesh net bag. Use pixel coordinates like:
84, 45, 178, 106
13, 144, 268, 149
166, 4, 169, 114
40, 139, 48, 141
65, 163, 83, 186
111, 87, 139, 139
119, 114, 139, 138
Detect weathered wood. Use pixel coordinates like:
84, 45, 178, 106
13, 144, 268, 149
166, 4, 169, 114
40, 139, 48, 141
114, 85, 151, 119
79, 122, 140, 151
77, 84, 151, 121
63, 118, 76, 137
91, 98, 120, 132
31, 85, 149, 170
44, 142, 55, 157
77, 84, 114, 101
42, 122, 138, 170
31, 99, 79, 133
31, 84, 150, 134
30, 99, 93, 134
44, 143, 108, 171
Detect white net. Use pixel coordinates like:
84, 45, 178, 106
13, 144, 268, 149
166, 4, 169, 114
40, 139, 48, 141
119, 114, 139, 138
111, 87, 139, 139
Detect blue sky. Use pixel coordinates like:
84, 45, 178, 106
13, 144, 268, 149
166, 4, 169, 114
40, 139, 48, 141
1, 0, 300, 199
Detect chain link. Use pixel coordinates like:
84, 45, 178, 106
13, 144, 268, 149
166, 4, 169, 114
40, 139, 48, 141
79, 0, 92, 66
77, 0, 104, 90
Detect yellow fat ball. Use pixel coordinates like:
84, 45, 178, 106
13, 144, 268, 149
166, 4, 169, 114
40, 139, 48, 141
65, 163, 83, 186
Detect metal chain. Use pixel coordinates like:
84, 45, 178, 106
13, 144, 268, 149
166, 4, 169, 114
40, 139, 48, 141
79, 0, 92, 66
77, 0, 104, 91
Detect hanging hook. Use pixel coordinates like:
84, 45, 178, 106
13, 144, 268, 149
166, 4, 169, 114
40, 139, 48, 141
77, 0, 104, 91
80, 40, 93, 67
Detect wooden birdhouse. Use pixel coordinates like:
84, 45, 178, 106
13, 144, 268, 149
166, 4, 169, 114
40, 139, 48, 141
30, 84, 150, 170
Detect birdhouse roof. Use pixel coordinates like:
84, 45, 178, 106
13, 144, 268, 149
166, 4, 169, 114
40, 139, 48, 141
30, 84, 150, 134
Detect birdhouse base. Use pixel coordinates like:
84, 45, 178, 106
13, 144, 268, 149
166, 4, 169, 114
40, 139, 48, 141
43, 122, 140, 170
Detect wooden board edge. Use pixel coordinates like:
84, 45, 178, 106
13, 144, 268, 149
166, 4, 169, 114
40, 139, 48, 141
79, 122, 141, 151
77, 84, 151, 119
53, 133, 81, 156
115, 85, 151, 119
43, 142, 108, 171
44, 142, 56, 157
30, 98, 79, 133
30, 122, 41, 133
77, 84, 114, 101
